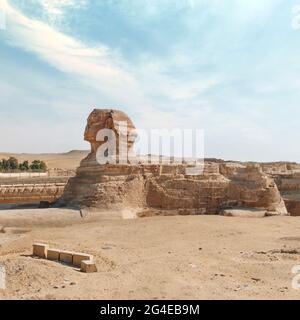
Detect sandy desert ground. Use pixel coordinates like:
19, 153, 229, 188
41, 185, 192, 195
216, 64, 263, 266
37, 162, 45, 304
0, 209, 300, 300
0, 150, 88, 170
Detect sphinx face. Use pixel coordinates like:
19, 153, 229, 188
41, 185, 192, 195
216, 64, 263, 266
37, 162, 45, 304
84, 110, 113, 145
84, 111, 100, 143
84, 109, 137, 155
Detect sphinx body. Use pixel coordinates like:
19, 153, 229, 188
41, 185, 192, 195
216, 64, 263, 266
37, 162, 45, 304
58, 109, 288, 216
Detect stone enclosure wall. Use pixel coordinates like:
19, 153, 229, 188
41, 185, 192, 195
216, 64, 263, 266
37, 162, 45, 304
1, 109, 298, 216
58, 109, 288, 216
0, 178, 67, 204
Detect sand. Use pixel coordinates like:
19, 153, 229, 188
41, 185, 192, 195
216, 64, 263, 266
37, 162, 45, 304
0, 209, 300, 300
0, 150, 88, 170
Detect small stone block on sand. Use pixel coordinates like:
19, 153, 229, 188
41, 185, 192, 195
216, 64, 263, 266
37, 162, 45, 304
73, 253, 93, 267
59, 251, 74, 264
81, 260, 97, 273
47, 248, 60, 261
33, 243, 48, 258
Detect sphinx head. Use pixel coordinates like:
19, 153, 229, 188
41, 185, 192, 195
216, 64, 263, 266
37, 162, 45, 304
84, 109, 137, 157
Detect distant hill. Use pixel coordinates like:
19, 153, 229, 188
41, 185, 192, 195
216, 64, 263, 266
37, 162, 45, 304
0, 150, 89, 170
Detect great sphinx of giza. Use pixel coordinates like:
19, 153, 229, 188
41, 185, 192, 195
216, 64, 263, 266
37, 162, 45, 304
58, 109, 146, 209
84, 109, 136, 162
58, 109, 288, 216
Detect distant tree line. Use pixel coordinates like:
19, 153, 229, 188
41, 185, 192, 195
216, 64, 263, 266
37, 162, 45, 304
0, 157, 47, 172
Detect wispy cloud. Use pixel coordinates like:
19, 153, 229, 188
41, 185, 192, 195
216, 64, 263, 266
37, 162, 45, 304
1, 0, 299, 161
2, 0, 221, 103
40, 0, 87, 16
2, 0, 140, 99
0, 0, 218, 153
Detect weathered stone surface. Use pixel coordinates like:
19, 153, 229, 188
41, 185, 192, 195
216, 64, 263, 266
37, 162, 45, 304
261, 163, 300, 216
47, 248, 60, 261
58, 109, 288, 216
81, 260, 97, 273
73, 253, 93, 267
283, 199, 300, 216
44, 246, 95, 268
33, 243, 48, 259
59, 251, 73, 264
0, 179, 67, 204
220, 208, 267, 218
84, 108, 136, 159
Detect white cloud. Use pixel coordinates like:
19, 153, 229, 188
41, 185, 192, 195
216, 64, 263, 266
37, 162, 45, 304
41, 0, 86, 14
149, 77, 219, 101
39, 0, 88, 25
26, 0, 88, 19
1, 0, 296, 162
135, 55, 221, 101
1, 0, 220, 112
2, 0, 140, 99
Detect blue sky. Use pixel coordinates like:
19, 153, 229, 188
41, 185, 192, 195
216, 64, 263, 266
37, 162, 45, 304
0, 0, 300, 161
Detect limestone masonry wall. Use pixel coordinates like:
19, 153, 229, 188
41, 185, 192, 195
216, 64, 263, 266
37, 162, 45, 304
58, 109, 288, 216
0, 178, 67, 204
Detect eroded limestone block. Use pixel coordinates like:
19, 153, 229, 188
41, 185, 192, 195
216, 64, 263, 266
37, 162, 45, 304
59, 251, 73, 264
81, 260, 97, 273
220, 208, 267, 218
73, 253, 93, 267
33, 243, 48, 259
284, 199, 300, 216
47, 248, 60, 261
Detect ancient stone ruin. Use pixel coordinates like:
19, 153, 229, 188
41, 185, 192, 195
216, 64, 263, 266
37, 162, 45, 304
265, 163, 300, 216
58, 109, 288, 216
0, 179, 66, 205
